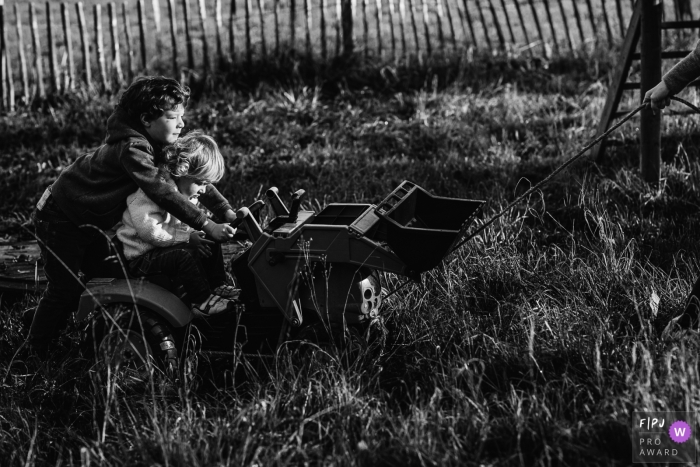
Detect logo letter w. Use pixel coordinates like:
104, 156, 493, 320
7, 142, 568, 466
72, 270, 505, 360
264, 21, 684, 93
674, 427, 686, 437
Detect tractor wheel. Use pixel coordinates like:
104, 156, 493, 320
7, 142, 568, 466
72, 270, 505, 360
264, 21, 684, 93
84, 304, 179, 384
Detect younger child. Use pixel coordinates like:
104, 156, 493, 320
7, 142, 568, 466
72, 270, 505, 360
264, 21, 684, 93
117, 131, 238, 315
29, 76, 236, 352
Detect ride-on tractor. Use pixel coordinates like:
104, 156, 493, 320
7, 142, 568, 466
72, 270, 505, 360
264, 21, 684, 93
76, 181, 485, 374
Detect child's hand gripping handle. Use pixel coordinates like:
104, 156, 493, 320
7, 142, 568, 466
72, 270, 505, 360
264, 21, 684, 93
201, 221, 235, 242
206, 200, 265, 242
229, 200, 265, 230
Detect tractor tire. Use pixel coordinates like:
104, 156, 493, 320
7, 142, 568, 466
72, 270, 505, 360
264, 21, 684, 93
84, 303, 179, 382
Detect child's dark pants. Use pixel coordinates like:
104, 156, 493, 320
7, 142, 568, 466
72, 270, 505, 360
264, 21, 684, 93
126, 241, 227, 306
30, 195, 112, 345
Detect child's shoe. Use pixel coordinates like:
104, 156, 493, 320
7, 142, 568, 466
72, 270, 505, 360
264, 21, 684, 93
192, 294, 233, 317
212, 284, 241, 300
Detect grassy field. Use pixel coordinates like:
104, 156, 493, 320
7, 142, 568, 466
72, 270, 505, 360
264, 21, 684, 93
3, 48, 700, 466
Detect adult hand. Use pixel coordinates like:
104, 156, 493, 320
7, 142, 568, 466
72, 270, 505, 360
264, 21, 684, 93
202, 221, 236, 242
190, 231, 214, 257
643, 81, 671, 113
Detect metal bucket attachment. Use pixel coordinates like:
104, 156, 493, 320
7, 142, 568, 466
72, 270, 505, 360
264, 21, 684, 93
371, 181, 485, 273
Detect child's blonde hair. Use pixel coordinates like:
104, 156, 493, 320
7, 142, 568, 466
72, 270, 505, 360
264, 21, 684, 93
162, 130, 224, 183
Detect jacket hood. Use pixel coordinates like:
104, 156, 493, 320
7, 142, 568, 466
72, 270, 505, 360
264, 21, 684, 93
104, 107, 162, 150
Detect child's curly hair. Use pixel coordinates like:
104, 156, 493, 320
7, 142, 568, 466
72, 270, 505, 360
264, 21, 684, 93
162, 130, 224, 183
117, 76, 190, 122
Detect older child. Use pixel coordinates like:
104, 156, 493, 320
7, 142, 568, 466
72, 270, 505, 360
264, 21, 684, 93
644, 40, 700, 112
117, 131, 238, 316
29, 76, 236, 352
645, 41, 700, 333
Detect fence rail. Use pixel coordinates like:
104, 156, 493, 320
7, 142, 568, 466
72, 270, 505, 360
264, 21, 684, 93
0, 0, 697, 109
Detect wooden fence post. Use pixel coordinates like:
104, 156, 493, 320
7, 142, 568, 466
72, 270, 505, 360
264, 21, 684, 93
497, 0, 515, 44
244, 0, 251, 64
94, 4, 108, 92
304, 0, 312, 57
61, 4, 75, 91
3, 25, 15, 112
342, 0, 354, 56
399, 0, 408, 57
290, 0, 296, 50
407, 0, 421, 58
167, 0, 178, 76
123, 2, 134, 80
76, 2, 91, 89
556, 0, 574, 50
583, 0, 597, 41
461, 0, 477, 46
215, 0, 224, 67
486, 0, 505, 51
47, 3, 59, 93
137, 0, 148, 69
542, 0, 558, 54
30, 3, 46, 98
435, 0, 445, 52
571, 0, 585, 47
229, 0, 236, 62
361, 0, 368, 59
640, 0, 661, 185
352, 0, 357, 40
152, 0, 162, 52
375, 0, 383, 58
512, 0, 530, 54
615, 0, 625, 37
198, 0, 210, 72
256, 0, 266, 59
523, 0, 540, 58
421, 0, 432, 56
321, 0, 328, 60
600, 0, 613, 44
182, 0, 194, 69
1, 0, 5, 110
335, 0, 342, 56
109, 3, 124, 87
14, 5, 29, 102
275, 0, 281, 56
476, 0, 493, 50
388, 0, 397, 58
152, 0, 162, 31
442, 0, 457, 49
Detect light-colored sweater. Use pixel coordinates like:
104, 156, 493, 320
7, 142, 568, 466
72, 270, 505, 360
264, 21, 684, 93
117, 186, 197, 260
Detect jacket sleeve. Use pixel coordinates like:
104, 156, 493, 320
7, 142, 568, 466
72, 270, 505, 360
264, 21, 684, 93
199, 184, 234, 220
127, 190, 191, 247
663, 40, 700, 95
120, 140, 209, 230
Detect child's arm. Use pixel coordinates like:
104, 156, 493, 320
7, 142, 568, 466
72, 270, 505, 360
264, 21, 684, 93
127, 189, 191, 247
645, 40, 700, 111
661, 39, 700, 96
120, 144, 233, 239
199, 184, 235, 222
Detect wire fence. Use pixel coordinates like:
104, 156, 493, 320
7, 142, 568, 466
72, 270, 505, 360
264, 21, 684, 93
0, 0, 697, 109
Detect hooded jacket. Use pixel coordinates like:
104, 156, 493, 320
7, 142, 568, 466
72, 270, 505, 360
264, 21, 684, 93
50, 108, 232, 231
663, 39, 700, 95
